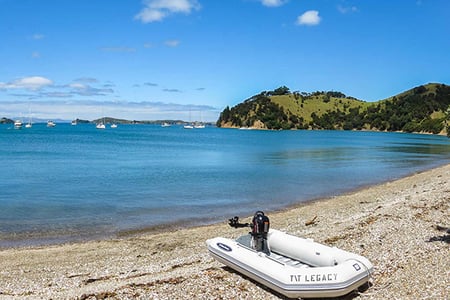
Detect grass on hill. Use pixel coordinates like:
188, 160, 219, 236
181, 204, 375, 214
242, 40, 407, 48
270, 94, 371, 123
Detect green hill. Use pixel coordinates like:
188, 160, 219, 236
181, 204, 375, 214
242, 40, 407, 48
217, 83, 450, 136
0, 117, 14, 124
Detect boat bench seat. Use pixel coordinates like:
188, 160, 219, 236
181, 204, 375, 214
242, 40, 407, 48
236, 234, 310, 268
269, 252, 310, 268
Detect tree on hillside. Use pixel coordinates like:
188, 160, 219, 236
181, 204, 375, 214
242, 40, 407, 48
269, 86, 290, 96
446, 105, 450, 137
216, 106, 231, 126
326, 91, 347, 98
413, 85, 427, 94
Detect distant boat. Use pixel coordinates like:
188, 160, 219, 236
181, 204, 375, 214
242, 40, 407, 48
71, 120, 77, 126
25, 109, 33, 128
194, 123, 205, 129
161, 122, 171, 127
111, 123, 118, 128
14, 120, 23, 129
47, 120, 56, 127
184, 110, 194, 129
194, 111, 205, 128
96, 114, 106, 129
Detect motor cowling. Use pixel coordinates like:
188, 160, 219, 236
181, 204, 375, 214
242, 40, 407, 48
251, 211, 270, 252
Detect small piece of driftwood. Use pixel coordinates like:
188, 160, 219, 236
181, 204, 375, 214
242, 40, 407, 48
305, 215, 318, 226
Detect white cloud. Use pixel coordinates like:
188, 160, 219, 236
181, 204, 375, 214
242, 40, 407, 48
69, 83, 86, 89
135, 0, 201, 23
74, 77, 99, 83
31, 51, 41, 58
260, 0, 286, 7
0, 76, 53, 91
1, 100, 219, 122
68, 82, 114, 96
136, 7, 166, 22
296, 10, 321, 26
41, 92, 72, 98
0, 76, 116, 99
99, 46, 136, 53
162, 88, 182, 93
337, 5, 358, 14
0, 75, 219, 121
164, 39, 180, 47
150, 0, 198, 12
32, 34, 45, 40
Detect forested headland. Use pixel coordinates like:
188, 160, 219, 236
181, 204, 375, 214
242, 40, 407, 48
217, 83, 450, 136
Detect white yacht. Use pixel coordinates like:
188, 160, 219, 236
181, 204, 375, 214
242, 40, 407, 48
25, 114, 33, 128
194, 123, 205, 129
14, 120, 23, 129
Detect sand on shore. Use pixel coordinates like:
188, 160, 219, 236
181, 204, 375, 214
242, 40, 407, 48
0, 164, 449, 299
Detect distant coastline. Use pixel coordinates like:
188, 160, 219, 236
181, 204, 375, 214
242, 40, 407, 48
0, 117, 214, 126
2, 116, 448, 137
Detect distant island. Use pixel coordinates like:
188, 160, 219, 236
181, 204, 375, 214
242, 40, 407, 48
0, 117, 213, 127
217, 83, 450, 137
89, 118, 215, 126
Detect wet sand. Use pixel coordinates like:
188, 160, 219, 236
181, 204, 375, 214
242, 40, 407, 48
0, 164, 449, 299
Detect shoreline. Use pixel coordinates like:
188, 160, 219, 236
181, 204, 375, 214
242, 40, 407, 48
2, 162, 448, 251
0, 164, 449, 299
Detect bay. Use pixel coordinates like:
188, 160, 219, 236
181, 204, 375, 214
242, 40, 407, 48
1, 124, 449, 247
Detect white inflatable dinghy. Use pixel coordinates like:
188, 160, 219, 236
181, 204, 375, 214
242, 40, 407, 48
206, 212, 373, 298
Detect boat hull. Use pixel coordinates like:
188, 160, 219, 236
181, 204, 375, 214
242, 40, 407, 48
207, 229, 373, 298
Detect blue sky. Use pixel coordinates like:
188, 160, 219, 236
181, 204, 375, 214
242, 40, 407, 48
1, 0, 449, 122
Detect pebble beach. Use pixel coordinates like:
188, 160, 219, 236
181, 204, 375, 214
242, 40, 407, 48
0, 164, 449, 299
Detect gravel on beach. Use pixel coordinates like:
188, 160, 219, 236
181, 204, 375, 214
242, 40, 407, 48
0, 164, 449, 299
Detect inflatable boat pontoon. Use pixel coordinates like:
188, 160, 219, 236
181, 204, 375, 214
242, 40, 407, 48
206, 211, 373, 298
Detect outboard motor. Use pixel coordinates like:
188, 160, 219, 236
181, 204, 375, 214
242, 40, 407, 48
229, 211, 270, 253
250, 211, 270, 252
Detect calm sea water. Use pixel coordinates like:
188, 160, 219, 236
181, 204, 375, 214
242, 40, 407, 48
1, 124, 449, 247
